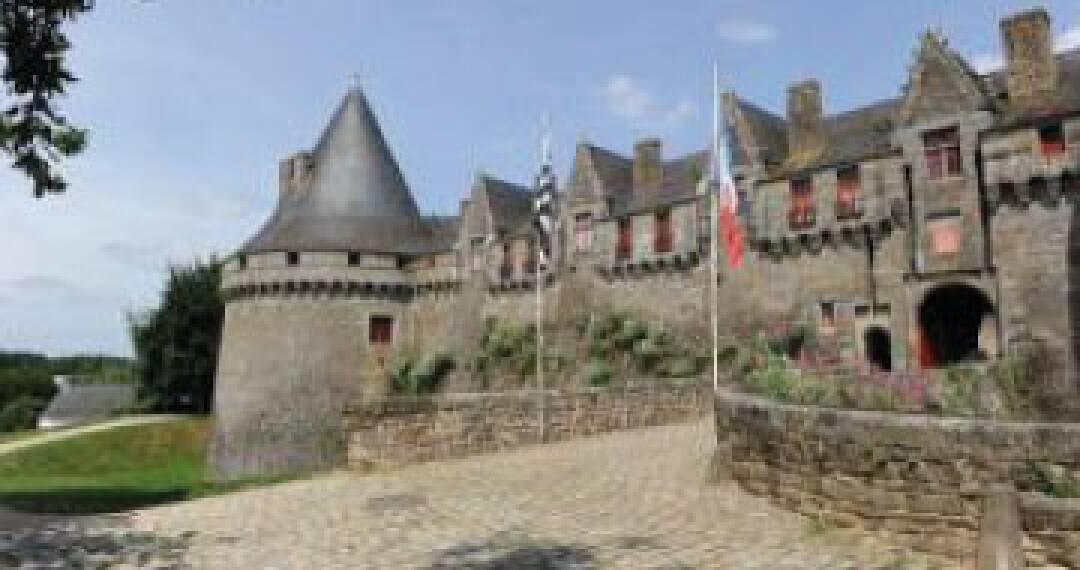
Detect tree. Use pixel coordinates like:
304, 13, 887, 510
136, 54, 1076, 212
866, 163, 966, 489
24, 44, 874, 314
0, 0, 93, 197
130, 257, 224, 413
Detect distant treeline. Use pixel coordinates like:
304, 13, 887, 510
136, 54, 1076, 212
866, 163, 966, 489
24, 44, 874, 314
0, 352, 135, 431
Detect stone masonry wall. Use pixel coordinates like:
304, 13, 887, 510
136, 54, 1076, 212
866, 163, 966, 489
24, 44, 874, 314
713, 387, 1080, 566
345, 381, 708, 469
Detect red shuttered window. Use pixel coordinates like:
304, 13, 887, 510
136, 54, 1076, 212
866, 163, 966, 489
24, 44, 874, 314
1040, 124, 1067, 156
789, 178, 815, 229
836, 166, 860, 219
369, 315, 394, 345
654, 209, 672, 254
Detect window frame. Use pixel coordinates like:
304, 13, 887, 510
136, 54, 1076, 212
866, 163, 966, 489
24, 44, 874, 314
923, 127, 963, 180
789, 177, 816, 230
616, 217, 633, 260
369, 315, 394, 345
286, 251, 300, 266
1039, 123, 1067, 156
835, 165, 861, 219
573, 212, 594, 254
653, 208, 673, 254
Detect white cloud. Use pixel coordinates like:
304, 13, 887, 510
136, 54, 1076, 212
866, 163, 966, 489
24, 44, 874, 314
600, 75, 696, 128
970, 23, 1080, 73
716, 20, 777, 44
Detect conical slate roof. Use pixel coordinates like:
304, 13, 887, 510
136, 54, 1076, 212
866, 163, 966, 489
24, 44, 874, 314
242, 87, 436, 254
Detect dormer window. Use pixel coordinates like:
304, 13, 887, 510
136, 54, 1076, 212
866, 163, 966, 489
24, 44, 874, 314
923, 127, 963, 179
1039, 123, 1066, 156
286, 251, 299, 266
789, 178, 815, 230
836, 166, 860, 219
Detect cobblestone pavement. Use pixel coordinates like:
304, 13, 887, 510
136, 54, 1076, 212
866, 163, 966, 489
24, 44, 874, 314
110, 420, 964, 569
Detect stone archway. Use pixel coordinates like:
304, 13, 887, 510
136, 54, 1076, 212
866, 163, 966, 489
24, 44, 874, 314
863, 326, 892, 371
917, 283, 994, 367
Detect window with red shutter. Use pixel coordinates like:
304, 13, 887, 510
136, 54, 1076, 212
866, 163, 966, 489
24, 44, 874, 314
617, 217, 633, 260
1039, 124, 1066, 156
654, 209, 672, 253
789, 178, 815, 229
369, 315, 394, 345
836, 166, 860, 219
923, 128, 962, 179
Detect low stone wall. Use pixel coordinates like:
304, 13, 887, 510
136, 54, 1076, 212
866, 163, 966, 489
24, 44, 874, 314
713, 387, 1080, 566
345, 381, 708, 469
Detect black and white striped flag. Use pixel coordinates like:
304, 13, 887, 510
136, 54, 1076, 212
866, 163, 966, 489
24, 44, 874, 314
533, 123, 556, 271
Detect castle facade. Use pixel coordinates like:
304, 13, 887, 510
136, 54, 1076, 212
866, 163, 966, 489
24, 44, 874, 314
212, 9, 1080, 477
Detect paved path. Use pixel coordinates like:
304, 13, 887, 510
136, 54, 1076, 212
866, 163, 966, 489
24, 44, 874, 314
0, 414, 187, 457
111, 419, 965, 569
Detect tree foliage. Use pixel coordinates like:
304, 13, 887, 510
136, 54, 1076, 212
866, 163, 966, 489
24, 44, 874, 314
0, 0, 93, 197
129, 258, 224, 413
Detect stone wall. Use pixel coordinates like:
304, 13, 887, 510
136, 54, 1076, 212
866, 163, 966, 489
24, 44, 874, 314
345, 381, 708, 469
713, 386, 1080, 566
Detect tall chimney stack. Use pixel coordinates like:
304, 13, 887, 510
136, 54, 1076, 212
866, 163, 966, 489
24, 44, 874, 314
633, 138, 663, 190
1001, 8, 1058, 106
787, 79, 824, 159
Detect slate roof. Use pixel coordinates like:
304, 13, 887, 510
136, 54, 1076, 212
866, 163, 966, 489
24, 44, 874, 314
38, 379, 137, 430
762, 47, 1080, 177
983, 46, 1080, 128
480, 175, 533, 236
610, 151, 708, 216
242, 88, 446, 255
729, 96, 788, 167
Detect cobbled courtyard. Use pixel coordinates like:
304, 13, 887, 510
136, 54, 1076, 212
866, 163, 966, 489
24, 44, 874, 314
13, 420, 966, 568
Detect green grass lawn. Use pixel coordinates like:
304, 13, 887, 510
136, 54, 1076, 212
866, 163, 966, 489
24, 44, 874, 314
0, 428, 39, 445
0, 417, 299, 513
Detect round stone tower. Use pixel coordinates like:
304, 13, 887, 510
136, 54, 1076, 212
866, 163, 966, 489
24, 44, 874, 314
211, 87, 438, 478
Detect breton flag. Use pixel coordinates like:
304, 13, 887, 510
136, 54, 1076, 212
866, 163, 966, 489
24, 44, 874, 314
712, 70, 744, 268
533, 127, 556, 270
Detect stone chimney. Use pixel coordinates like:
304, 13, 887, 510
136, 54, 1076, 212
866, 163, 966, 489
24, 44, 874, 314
1000, 8, 1058, 106
633, 138, 663, 189
786, 79, 824, 158
278, 151, 313, 204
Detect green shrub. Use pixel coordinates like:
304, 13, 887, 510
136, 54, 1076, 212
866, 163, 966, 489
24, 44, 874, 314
614, 319, 649, 350
584, 360, 614, 386
661, 356, 700, 378
632, 337, 664, 372
0, 396, 46, 432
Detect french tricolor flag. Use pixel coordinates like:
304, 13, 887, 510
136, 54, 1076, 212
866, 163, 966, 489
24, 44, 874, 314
712, 71, 744, 268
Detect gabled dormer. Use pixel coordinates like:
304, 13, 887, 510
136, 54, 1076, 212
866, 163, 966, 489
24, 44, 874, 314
899, 31, 992, 125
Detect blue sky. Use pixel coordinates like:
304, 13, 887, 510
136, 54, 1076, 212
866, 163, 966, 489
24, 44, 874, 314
1, 0, 1078, 355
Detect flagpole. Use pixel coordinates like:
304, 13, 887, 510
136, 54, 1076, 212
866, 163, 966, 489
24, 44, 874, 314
710, 65, 720, 394
536, 117, 551, 443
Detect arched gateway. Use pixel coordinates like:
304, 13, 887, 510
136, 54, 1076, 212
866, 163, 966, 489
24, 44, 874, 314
917, 283, 994, 367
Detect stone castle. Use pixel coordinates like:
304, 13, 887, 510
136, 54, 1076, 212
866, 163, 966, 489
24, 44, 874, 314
212, 8, 1080, 477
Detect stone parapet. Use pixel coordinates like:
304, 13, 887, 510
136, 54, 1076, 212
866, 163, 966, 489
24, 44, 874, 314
713, 386, 1080, 566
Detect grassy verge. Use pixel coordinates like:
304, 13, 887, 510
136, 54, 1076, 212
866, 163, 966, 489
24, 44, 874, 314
0, 429, 39, 445
0, 417, 304, 514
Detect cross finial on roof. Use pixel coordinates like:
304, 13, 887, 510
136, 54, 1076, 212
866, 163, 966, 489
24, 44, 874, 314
349, 71, 362, 91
